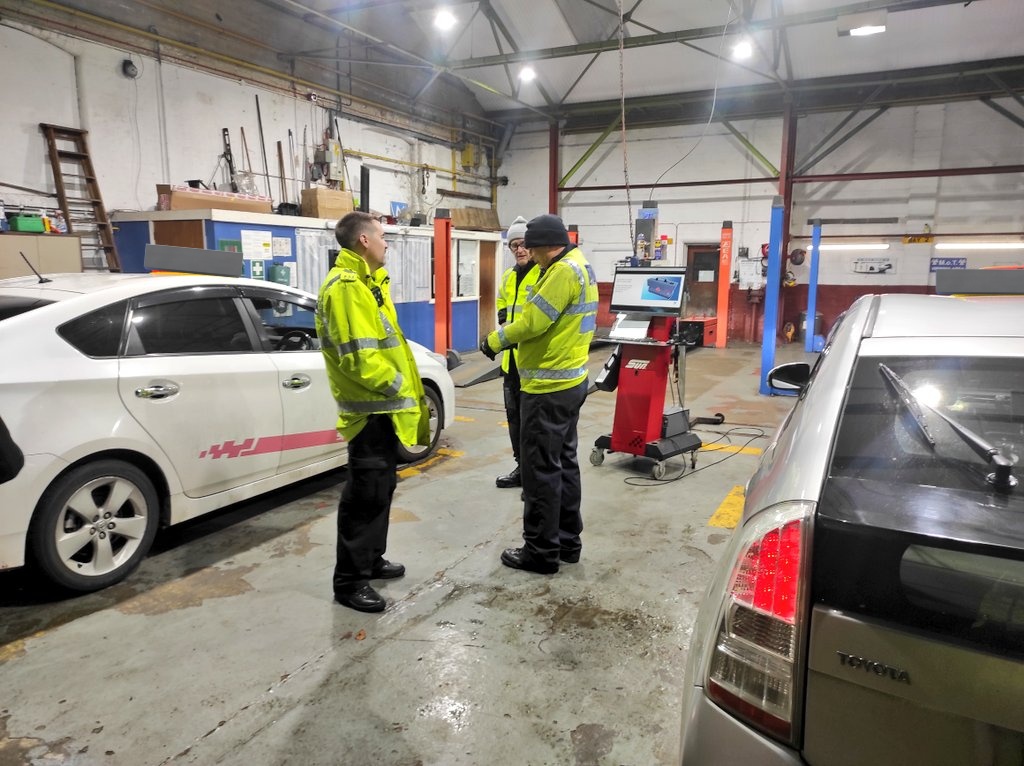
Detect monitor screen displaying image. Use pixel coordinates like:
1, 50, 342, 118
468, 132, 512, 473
609, 266, 687, 315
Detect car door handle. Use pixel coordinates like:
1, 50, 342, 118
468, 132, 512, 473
134, 383, 180, 400
282, 374, 311, 390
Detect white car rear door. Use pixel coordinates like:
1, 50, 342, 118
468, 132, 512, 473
117, 286, 284, 497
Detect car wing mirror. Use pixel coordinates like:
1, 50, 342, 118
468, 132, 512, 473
768, 362, 811, 392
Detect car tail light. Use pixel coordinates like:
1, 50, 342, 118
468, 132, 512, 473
706, 502, 813, 743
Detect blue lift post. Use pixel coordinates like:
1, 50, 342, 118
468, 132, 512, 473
805, 219, 822, 353
759, 196, 787, 395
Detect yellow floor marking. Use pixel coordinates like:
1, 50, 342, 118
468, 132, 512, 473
398, 447, 464, 478
454, 415, 475, 422
700, 443, 762, 456
0, 635, 31, 663
709, 485, 745, 529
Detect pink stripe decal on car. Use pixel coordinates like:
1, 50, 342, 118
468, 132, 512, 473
199, 430, 344, 459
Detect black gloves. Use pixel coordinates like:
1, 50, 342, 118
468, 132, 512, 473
497, 308, 507, 325
479, 337, 497, 361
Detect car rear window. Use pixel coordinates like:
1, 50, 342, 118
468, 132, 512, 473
830, 355, 1023, 493
0, 296, 54, 321
818, 353, 1024, 657
813, 486, 1024, 658
57, 300, 128, 357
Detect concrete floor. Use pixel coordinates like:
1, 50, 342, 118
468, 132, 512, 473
0, 341, 809, 766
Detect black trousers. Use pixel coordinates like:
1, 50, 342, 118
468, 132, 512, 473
502, 365, 522, 463
334, 414, 398, 591
519, 378, 588, 565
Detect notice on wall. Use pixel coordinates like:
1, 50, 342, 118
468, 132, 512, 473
241, 229, 273, 260
698, 270, 715, 283
272, 237, 292, 258
930, 256, 967, 272
737, 258, 763, 289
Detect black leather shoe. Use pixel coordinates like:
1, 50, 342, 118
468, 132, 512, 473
495, 466, 522, 488
500, 547, 558, 574
334, 584, 386, 613
371, 559, 405, 579
560, 549, 581, 564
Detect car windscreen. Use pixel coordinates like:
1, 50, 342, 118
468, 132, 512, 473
829, 354, 1023, 493
0, 295, 54, 321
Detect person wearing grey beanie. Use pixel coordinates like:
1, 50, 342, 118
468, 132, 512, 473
493, 215, 539, 489
480, 213, 598, 574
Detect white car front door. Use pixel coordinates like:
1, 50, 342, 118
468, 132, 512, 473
117, 287, 284, 497
238, 287, 345, 477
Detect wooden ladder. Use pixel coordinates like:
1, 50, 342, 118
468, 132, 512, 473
39, 123, 120, 272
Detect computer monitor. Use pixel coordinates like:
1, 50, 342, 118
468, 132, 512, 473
609, 266, 687, 315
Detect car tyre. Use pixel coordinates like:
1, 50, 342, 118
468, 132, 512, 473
29, 460, 160, 592
397, 385, 443, 464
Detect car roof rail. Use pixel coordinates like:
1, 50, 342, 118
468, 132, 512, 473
935, 267, 1024, 296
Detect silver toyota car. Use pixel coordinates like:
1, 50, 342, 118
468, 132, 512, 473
679, 284, 1024, 765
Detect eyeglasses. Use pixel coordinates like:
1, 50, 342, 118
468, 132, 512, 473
509, 240, 527, 251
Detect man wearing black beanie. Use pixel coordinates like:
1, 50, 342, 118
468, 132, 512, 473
480, 214, 598, 574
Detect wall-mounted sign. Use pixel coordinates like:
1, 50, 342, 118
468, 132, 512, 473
903, 235, 935, 244
930, 257, 967, 272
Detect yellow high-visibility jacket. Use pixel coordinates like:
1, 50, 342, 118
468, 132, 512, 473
316, 248, 429, 445
485, 246, 599, 394
495, 262, 540, 374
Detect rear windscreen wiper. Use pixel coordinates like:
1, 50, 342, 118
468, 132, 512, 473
879, 363, 1017, 493
879, 363, 935, 448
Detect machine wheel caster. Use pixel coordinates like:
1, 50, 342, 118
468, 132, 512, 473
590, 448, 605, 466
651, 461, 666, 480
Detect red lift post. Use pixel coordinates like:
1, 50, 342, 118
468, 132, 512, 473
716, 221, 733, 348
433, 211, 452, 355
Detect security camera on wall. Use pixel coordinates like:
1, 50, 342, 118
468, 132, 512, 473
121, 59, 139, 79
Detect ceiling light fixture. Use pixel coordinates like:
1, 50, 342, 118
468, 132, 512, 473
818, 243, 890, 251
731, 39, 753, 60
518, 66, 536, 83
837, 10, 887, 37
934, 242, 1024, 250
434, 8, 457, 31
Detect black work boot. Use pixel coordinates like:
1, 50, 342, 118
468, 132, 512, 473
495, 465, 521, 488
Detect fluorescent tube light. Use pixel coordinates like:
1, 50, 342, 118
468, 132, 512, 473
934, 242, 1024, 250
818, 243, 890, 251
849, 25, 886, 36
837, 10, 887, 37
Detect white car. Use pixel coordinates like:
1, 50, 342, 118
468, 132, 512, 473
0, 273, 455, 592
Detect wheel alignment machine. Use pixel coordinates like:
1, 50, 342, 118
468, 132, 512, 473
592, 266, 724, 479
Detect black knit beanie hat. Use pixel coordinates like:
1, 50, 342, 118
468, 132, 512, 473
524, 214, 570, 248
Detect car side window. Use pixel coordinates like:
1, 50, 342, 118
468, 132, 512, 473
58, 299, 128, 357
240, 290, 321, 352
126, 296, 251, 355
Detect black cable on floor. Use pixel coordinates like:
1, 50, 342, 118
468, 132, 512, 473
621, 427, 768, 486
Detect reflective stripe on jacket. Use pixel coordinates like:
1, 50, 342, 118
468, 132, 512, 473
496, 262, 540, 374
485, 246, 598, 394
316, 248, 429, 445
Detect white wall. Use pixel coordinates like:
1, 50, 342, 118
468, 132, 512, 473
0, 22, 491, 222
497, 102, 1024, 285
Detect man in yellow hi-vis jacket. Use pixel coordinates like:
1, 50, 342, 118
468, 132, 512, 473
494, 215, 540, 489
317, 211, 430, 612
480, 214, 598, 574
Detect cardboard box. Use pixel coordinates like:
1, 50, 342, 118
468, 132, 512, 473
300, 188, 355, 219
450, 207, 501, 231
156, 184, 273, 214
